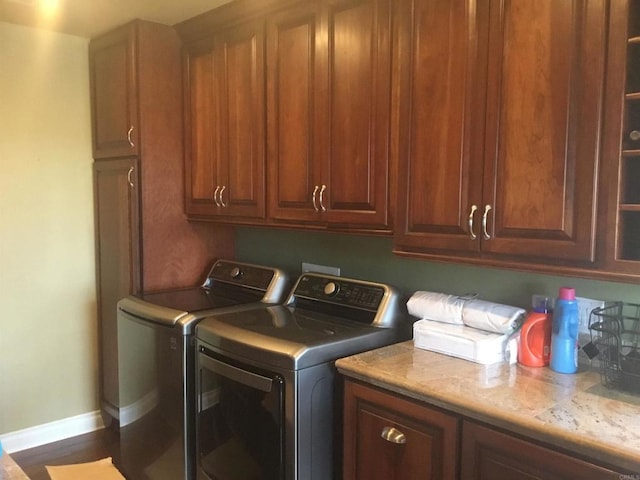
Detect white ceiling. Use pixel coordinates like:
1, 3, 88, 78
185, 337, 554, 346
0, 0, 231, 38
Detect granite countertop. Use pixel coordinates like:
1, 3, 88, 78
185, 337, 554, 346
336, 341, 640, 474
0, 451, 29, 480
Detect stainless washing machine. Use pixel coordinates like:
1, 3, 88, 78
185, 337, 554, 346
195, 273, 412, 480
115, 259, 289, 480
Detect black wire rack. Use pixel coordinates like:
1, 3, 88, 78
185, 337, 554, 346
589, 302, 640, 393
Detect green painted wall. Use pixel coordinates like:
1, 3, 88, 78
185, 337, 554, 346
236, 227, 640, 309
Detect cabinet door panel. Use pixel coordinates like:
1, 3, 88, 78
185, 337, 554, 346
267, 4, 324, 223
216, 22, 266, 218
90, 25, 138, 159
185, 46, 218, 216
481, 0, 605, 262
94, 158, 141, 415
394, 0, 485, 251
461, 421, 620, 480
325, 0, 391, 229
344, 381, 459, 480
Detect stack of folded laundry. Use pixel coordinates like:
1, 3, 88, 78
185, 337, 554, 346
408, 291, 525, 365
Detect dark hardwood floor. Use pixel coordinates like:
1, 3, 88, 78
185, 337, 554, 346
11, 427, 121, 480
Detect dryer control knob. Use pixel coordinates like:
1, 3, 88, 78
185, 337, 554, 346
230, 266, 242, 279
324, 282, 339, 296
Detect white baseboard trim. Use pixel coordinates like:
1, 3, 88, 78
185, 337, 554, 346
0, 410, 105, 453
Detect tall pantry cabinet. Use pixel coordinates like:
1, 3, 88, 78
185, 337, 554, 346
90, 20, 233, 426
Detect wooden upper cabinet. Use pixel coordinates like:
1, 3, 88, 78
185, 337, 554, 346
323, 0, 392, 229
267, 0, 392, 231
266, 2, 324, 224
185, 40, 218, 216
394, 0, 485, 253
184, 21, 266, 221
90, 24, 139, 159
481, 0, 606, 263
395, 0, 607, 265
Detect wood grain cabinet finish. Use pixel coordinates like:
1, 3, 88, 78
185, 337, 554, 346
344, 381, 625, 480
89, 24, 138, 159
184, 20, 266, 221
266, 0, 392, 231
90, 20, 234, 425
461, 421, 620, 480
343, 380, 459, 480
601, 0, 640, 276
93, 158, 141, 415
394, 0, 607, 265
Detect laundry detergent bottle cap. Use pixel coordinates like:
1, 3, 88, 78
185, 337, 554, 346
518, 312, 551, 367
558, 287, 576, 301
550, 286, 579, 374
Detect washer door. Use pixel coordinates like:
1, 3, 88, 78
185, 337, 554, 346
197, 348, 285, 480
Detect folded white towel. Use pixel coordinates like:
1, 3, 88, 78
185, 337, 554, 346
407, 291, 465, 325
407, 291, 525, 334
413, 319, 510, 365
462, 299, 525, 335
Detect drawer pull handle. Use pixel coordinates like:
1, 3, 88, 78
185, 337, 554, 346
381, 426, 406, 444
126, 166, 135, 188
127, 125, 135, 148
482, 204, 492, 240
219, 185, 227, 207
468, 204, 478, 240
312, 185, 320, 212
318, 184, 327, 212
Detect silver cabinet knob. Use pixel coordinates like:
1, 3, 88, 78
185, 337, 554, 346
381, 426, 406, 444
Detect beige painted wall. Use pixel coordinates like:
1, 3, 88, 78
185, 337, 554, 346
0, 22, 97, 434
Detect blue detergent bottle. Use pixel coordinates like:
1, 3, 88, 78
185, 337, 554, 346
550, 287, 579, 373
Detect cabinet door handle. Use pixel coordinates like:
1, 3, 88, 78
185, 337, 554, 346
318, 184, 327, 212
126, 166, 135, 188
312, 185, 320, 212
381, 426, 406, 444
482, 204, 492, 240
213, 186, 221, 207
219, 185, 227, 207
127, 125, 135, 148
468, 204, 478, 240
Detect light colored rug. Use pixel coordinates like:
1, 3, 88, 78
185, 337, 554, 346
46, 457, 126, 480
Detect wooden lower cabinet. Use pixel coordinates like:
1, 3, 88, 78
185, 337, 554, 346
344, 380, 625, 480
461, 421, 620, 480
343, 380, 459, 480
93, 158, 141, 422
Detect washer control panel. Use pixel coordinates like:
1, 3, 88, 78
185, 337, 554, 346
205, 260, 286, 293
292, 274, 386, 311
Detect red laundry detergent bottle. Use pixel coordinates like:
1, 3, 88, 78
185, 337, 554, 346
518, 298, 552, 367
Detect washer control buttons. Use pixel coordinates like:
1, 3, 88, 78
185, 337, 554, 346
324, 281, 339, 296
